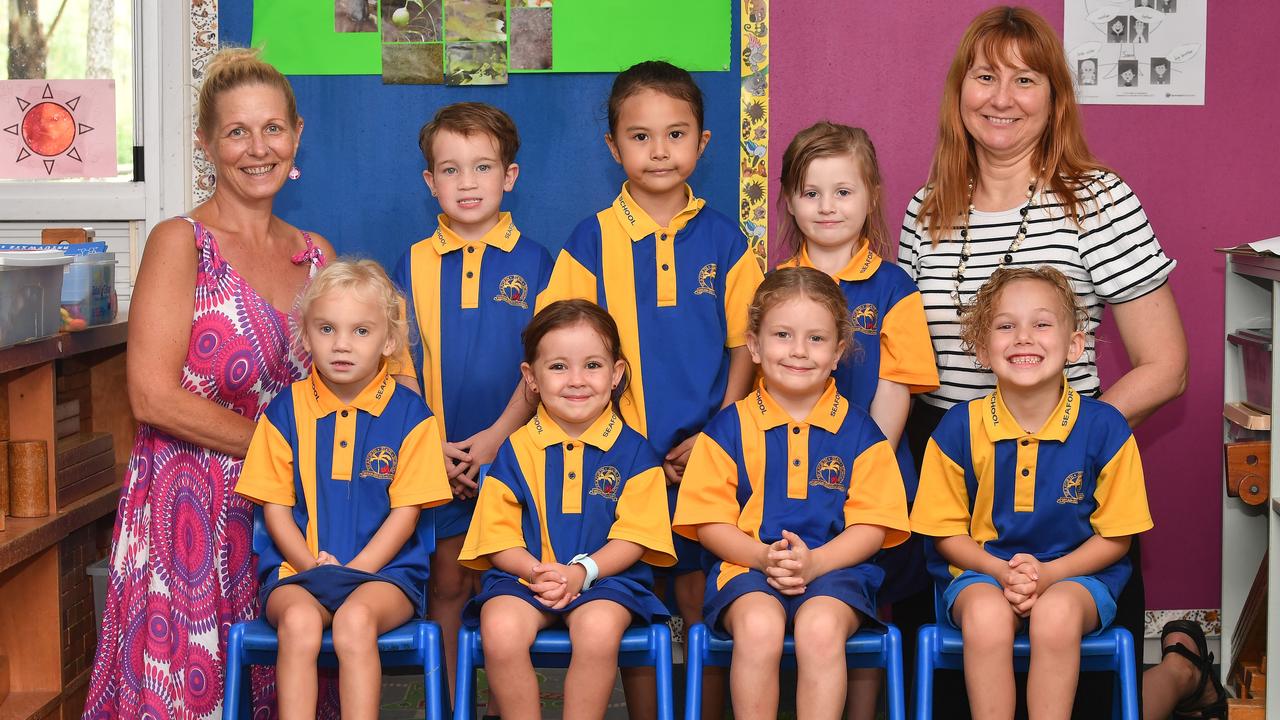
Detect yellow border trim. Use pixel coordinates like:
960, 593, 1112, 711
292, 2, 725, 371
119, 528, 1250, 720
740, 0, 769, 268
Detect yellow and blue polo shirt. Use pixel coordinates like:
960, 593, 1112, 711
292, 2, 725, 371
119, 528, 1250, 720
672, 379, 911, 592
779, 242, 939, 498
458, 406, 676, 619
909, 378, 1152, 600
391, 212, 553, 536
541, 183, 764, 456
235, 367, 453, 615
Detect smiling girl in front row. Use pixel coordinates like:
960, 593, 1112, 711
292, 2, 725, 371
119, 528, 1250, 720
674, 267, 910, 720
457, 299, 676, 720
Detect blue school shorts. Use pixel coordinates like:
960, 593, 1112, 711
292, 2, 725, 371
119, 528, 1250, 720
941, 570, 1116, 635
703, 563, 884, 640
264, 564, 422, 616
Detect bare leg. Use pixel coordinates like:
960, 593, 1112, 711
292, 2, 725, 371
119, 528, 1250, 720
952, 583, 1020, 720
845, 668, 882, 720
677, 570, 727, 720
265, 584, 333, 720
793, 596, 860, 720
721, 592, 786, 720
1025, 582, 1098, 720
478, 595, 555, 720
564, 600, 633, 720
331, 581, 416, 720
429, 533, 477, 707
1142, 626, 1211, 720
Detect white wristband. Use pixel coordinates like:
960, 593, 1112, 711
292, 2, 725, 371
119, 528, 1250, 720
569, 553, 599, 590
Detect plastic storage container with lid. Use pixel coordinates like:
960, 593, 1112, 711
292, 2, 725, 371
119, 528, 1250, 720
62, 252, 117, 327
0, 250, 74, 348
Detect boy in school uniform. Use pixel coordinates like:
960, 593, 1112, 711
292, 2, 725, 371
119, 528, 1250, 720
390, 101, 554, 704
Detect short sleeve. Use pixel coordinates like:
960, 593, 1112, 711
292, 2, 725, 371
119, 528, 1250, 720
879, 289, 939, 393
845, 439, 911, 548
236, 415, 297, 506
672, 432, 742, 540
1076, 174, 1176, 302
457, 464, 527, 571
722, 249, 764, 348
537, 220, 600, 311
609, 466, 677, 567
1090, 434, 1154, 537
909, 437, 973, 538
389, 416, 453, 509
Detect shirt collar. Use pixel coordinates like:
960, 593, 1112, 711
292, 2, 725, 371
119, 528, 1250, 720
304, 364, 396, 418
428, 212, 521, 255
981, 375, 1079, 442
746, 378, 847, 434
783, 241, 882, 281
610, 183, 705, 242
526, 405, 625, 451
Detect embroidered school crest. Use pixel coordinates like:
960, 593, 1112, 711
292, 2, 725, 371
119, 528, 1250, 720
359, 445, 397, 480
694, 263, 717, 296
810, 455, 847, 491
851, 303, 878, 335
494, 274, 530, 308
589, 466, 622, 501
1057, 471, 1084, 504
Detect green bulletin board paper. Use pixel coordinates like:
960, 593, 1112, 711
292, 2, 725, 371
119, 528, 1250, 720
543, 1, 731, 73
252, 0, 381, 75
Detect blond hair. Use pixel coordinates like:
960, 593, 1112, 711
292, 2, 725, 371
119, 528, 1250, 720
198, 47, 299, 138
958, 266, 1087, 356
749, 266, 853, 358
297, 259, 408, 356
916, 6, 1111, 242
778, 122, 890, 260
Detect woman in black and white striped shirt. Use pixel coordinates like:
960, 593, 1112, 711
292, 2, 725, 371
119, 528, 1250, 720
896, 7, 1188, 718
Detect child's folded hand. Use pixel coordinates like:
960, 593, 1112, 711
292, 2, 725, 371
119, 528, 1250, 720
315, 551, 339, 567
442, 441, 472, 480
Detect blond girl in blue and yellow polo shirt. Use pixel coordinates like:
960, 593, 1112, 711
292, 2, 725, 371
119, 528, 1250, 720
459, 300, 675, 720
910, 266, 1152, 719
390, 102, 554, 701
236, 260, 452, 719
674, 267, 911, 720
543, 63, 764, 715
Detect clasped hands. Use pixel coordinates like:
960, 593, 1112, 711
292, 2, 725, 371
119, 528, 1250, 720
763, 529, 817, 596
525, 562, 586, 610
1000, 553, 1052, 617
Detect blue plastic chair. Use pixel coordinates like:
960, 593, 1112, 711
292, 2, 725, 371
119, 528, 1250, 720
222, 616, 447, 719
454, 623, 675, 720
684, 622, 906, 720
914, 593, 1138, 720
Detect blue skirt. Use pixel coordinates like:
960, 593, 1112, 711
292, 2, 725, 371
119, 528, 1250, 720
702, 563, 884, 639
462, 572, 669, 628
261, 564, 424, 616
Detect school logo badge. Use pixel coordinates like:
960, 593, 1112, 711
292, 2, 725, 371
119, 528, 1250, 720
494, 274, 530, 308
359, 445, 397, 481
694, 263, 717, 296
1057, 471, 1084, 504
851, 303, 878, 335
589, 465, 622, 502
810, 455, 847, 491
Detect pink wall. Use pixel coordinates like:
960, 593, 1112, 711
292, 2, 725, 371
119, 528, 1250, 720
770, 1, 1279, 610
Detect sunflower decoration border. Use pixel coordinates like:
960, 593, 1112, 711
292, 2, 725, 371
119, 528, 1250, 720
739, 0, 768, 269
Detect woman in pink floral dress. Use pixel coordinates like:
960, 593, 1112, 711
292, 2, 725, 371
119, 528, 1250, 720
83, 49, 334, 720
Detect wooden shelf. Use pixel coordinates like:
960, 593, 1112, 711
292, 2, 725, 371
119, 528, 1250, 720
0, 479, 120, 576
0, 320, 128, 376
0, 690, 60, 720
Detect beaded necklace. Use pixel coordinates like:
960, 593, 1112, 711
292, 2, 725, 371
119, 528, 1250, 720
951, 177, 1039, 314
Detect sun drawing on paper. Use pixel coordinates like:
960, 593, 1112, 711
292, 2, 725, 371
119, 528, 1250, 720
3, 83, 94, 175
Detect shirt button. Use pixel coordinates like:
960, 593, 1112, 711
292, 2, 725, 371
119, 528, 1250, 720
1021, 468, 1030, 476
661, 263, 670, 271
341, 410, 349, 417
791, 427, 800, 434
340, 440, 349, 448
793, 459, 801, 467
659, 233, 667, 241
467, 246, 475, 253
1020, 439, 1029, 446
466, 271, 474, 278
568, 472, 577, 479
566, 443, 575, 451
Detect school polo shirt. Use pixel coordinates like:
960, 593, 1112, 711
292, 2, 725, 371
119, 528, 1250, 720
236, 368, 453, 595
458, 406, 677, 576
391, 212, 553, 440
779, 242, 939, 406
673, 379, 911, 591
910, 379, 1152, 598
542, 183, 764, 454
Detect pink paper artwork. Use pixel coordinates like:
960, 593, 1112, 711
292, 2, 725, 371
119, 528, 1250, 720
0, 79, 117, 179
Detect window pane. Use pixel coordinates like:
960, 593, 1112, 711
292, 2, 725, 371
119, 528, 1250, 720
0, 0, 136, 180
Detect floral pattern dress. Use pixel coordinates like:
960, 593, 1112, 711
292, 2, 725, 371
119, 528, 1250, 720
83, 217, 325, 720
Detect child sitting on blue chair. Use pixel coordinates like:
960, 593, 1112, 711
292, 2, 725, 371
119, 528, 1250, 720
457, 299, 676, 720
673, 267, 911, 720
910, 266, 1153, 719
235, 260, 452, 719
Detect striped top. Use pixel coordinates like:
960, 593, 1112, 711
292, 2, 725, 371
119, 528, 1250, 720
897, 172, 1175, 409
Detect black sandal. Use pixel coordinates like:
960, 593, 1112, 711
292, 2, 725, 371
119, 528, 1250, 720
1161, 619, 1227, 720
